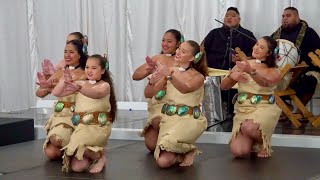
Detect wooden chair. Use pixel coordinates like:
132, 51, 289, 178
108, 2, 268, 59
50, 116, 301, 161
274, 62, 314, 128
307, 49, 320, 127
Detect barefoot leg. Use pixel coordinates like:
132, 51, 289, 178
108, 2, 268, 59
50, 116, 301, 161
44, 143, 62, 160
144, 127, 158, 152
257, 149, 271, 158
180, 150, 196, 167
156, 151, 177, 168
84, 149, 101, 160
89, 154, 107, 173
71, 157, 91, 172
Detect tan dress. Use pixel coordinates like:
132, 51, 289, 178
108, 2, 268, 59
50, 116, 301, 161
154, 82, 207, 160
43, 68, 86, 151
140, 56, 174, 136
231, 74, 281, 154
43, 94, 76, 150
140, 96, 167, 136
62, 93, 112, 172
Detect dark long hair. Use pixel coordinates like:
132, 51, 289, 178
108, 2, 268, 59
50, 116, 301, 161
68, 32, 84, 41
89, 54, 117, 123
66, 40, 88, 69
186, 40, 208, 77
261, 36, 277, 68
160, 29, 182, 54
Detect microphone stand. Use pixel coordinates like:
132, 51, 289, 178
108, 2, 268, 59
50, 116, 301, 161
206, 19, 256, 130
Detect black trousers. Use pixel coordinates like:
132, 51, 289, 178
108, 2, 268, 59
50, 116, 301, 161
221, 89, 238, 118
290, 74, 317, 105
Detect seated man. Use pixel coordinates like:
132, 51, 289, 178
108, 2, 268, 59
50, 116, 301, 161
272, 7, 320, 106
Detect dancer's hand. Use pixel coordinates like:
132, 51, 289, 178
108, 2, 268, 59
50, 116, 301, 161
63, 69, 81, 92
148, 71, 163, 85
36, 72, 51, 88
232, 54, 240, 62
230, 71, 248, 83
64, 82, 82, 92
236, 61, 255, 74
63, 69, 73, 83
42, 59, 56, 76
145, 56, 157, 73
155, 61, 171, 76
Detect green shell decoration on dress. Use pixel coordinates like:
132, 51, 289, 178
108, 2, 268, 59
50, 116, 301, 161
98, 113, 108, 126
237, 93, 248, 104
193, 106, 201, 119
54, 102, 64, 112
161, 104, 168, 114
155, 90, 166, 100
72, 114, 80, 126
82, 113, 94, 124
70, 105, 75, 112
177, 106, 189, 116
166, 105, 177, 116
250, 95, 262, 104
268, 95, 275, 104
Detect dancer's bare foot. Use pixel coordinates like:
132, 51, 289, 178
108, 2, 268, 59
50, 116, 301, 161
257, 149, 270, 158
180, 150, 196, 167
89, 154, 106, 173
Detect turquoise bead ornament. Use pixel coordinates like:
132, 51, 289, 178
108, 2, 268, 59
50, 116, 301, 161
98, 113, 108, 126
82, 113, 94, 124
72, 114, 80, 126
54, 102, 64, 112
193, 106, 201, 119
161, 104, 168, 114
268, 95, 275, 104
237, 93, 248, 104
166, 105, 177, 116
250, 95, 262, 104
155, 90, 166, 100
177, 106, 189, 116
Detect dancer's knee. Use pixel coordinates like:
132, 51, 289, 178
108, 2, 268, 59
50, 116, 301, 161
44, 144, 62, 160
71, 157, 90, 172
49, 136, 62, 148
156, 151, 176, 168
241, 121, 260, 137
230, 144, 251, 158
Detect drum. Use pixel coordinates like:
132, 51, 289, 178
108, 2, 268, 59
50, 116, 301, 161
276, 39, 300, 69
276, 39, 300, 90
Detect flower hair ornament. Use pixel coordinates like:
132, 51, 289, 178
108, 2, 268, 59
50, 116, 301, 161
180, 34, 185, 43
105, 61, 109, 71
194, 51, 203, 64
274, 46, 279, 59
82, 35, 88, 55
103, 54, 109, 71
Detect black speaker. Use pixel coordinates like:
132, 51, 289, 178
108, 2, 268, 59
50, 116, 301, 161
0, 117, 34, 146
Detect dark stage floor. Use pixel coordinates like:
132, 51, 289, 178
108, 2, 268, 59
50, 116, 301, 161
1, 139, 320, 180
1, 108, 320, 179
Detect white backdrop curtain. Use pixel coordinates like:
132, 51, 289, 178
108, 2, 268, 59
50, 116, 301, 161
0, 0, 319, 111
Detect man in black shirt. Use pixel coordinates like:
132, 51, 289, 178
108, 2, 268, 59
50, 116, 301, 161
203, 7, 256, 125
272, 7, 320, 106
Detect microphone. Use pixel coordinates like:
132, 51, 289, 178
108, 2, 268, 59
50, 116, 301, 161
214, 19, 256, 42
